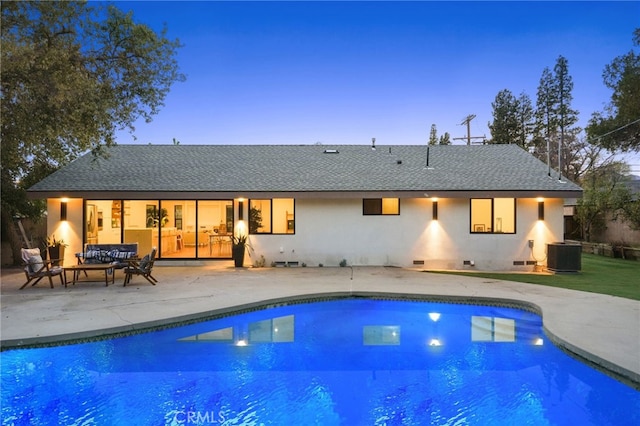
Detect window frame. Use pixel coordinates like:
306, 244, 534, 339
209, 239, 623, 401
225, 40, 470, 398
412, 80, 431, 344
469, 198, 516, 234
249, 198, 295, 235
363, 198, 400, 216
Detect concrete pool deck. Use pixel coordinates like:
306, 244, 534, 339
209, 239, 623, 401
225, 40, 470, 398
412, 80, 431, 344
1, 264, 638, 386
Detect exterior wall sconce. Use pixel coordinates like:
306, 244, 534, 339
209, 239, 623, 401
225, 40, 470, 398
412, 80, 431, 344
432, 199, 438, 220
60, 199, 68, 221
238, 200, 244, 221
538, 199, 544, 221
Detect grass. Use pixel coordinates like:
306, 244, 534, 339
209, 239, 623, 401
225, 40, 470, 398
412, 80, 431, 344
437, 253, 640, 301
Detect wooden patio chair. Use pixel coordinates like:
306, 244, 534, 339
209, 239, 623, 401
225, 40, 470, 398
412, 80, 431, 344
20, 248, 64, 289
123, 247, 158, 286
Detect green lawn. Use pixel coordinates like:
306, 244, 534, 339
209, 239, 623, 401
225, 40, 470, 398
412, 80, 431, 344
436, 253, 640, 300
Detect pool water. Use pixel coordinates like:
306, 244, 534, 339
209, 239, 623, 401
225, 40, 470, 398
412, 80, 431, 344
2, 298, 639, 425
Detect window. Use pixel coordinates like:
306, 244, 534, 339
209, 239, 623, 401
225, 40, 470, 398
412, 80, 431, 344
363, 198, 400, 215
249, 198, 295, 234
470, 198, 515, 233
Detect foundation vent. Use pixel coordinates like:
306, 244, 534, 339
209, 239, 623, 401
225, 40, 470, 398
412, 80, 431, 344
526, 260, 537, 266
412, 260, 425, 265
513, 260, 525, 266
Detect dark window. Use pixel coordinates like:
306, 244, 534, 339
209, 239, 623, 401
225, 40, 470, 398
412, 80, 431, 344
363, 198, 399, 215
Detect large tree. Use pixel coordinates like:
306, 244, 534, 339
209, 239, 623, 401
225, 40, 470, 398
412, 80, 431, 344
575, 162, 635, 241
1, 1, 184, 258
532, 56, 579, 177
587, 29, 640, 152
488, 89, 519, 144
488, 89, 533, 148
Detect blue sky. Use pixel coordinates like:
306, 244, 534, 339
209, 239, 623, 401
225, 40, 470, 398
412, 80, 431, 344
114, 0, 639, 169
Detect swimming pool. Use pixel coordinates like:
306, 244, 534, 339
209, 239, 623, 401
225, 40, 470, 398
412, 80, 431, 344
2, 298, 639, 425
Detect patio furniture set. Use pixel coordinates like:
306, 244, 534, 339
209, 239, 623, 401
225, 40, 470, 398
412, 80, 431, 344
20, 244, 158, 289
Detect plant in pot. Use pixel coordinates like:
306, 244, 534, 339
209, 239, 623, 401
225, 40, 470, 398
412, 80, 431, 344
231, 234, 252, 267
45, 235, 68, 267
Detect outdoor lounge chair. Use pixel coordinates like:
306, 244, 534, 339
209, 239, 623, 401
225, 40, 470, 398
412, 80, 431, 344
20, 248, 64, 289
123, 247, 158, 286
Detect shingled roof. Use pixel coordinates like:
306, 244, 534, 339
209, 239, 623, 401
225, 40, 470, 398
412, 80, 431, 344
27, 144, 582, 199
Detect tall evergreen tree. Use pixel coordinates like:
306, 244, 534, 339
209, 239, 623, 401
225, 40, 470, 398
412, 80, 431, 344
514, 92, 534, 150
488, 90, 533, 149
532, 66, 557, 171
488, 89, 519, 144
428, 124, 438, 145
439, 132, 451, 145
553, 56, 579, 173
532, 56, 579, 177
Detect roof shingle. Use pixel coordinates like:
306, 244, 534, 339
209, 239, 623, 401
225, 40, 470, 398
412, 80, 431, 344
28, 144, 583, 196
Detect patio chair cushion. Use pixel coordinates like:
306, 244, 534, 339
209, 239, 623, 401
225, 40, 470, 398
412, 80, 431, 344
28, 254, 44, 274
81, 249, 135, 262
139, 254, 151, 270
21, 248, 42, 273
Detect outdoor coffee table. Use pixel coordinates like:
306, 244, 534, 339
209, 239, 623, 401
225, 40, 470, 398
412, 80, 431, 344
63, 264, 116, 287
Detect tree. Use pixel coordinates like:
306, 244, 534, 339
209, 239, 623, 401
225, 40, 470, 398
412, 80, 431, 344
488, 89, 534, 148
620, 191, 640, 231
1, 1, 184, 261
488, 89, 518, 144
532, 66, 556, 167
553, 56, 579, 170
560, 132, 606, 184
587, 28, 640, 152
429, 124, 438, 145
514, 92, 534, 149
532, 56, 579, 177
438, 132, 451, 145
575, 162, 633, 241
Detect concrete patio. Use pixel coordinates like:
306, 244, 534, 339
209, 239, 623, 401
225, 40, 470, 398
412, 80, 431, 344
1, 263, 638, 387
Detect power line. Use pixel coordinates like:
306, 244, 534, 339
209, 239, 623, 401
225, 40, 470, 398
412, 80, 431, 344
588, 117, 640, 143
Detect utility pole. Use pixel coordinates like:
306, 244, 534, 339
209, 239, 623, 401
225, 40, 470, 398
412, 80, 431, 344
453, 114, 486, 145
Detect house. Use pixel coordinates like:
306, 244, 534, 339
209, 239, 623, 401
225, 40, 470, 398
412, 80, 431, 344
27, 143, 582, 271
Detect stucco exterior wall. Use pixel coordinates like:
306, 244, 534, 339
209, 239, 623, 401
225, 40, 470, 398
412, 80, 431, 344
46, 198, 84, 267
248, 197, 564, 271
48, 196, 565, 271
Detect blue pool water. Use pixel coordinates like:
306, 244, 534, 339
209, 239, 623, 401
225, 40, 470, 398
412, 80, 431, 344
2, 298, 639, 425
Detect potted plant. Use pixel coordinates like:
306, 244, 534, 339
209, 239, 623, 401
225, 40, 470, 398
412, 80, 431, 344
45, 235, 68, 266
231, 234, 252, 267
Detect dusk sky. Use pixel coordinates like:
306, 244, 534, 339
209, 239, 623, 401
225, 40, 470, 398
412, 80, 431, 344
114, 1, 639, 171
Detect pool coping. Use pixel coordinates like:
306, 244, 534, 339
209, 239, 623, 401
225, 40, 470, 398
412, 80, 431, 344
2, 289, 638, 389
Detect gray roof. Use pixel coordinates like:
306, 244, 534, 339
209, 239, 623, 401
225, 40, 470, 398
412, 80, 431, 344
28, 144, 582, 198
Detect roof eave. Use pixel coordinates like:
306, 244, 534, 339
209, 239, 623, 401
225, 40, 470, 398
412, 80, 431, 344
27, 188, 583, 200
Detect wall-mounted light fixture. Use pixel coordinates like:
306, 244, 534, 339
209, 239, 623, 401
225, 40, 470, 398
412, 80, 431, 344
432, 198, 438, 221
60, 199, 68, 221
238, 200, 244, 221
537, 198, 544, 221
